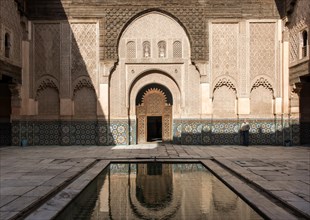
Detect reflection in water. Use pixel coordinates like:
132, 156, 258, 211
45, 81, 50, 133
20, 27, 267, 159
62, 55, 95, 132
56, 163, 263, 220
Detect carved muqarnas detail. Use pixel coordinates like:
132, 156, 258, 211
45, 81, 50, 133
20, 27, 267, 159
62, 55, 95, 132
140, 88, 168, 106
251, 77, 274, 94
213, 78, 237, 94
73, 78, 95, 97
36, 78, 59, 99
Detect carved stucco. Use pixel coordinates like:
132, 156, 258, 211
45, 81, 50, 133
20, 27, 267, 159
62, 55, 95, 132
71, 23, 98, 86
288, 0, 310, 63
211, 23, 239, 84
105, 8, 205, 61
0, 0, 22, 67
129, 73, 181, 118
34, 23, 60, 81
119, 13, 190, 59
250, 22, 276, 83
111, 12, 198, 118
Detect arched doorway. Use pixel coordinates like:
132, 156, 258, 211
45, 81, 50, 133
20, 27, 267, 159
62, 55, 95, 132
136, 84, 172, 143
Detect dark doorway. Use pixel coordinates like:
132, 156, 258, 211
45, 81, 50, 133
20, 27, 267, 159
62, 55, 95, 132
147, 116, 162, 142
300, 81, 310, 144
0, 75, 12, 146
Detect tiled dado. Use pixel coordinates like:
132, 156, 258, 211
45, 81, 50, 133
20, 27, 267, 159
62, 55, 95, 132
10, 118, 299, 146
172, 118, 299, 145
11, 120, 131, 146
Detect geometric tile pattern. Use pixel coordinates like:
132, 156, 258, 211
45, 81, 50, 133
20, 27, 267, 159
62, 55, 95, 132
11, 120, 130, 146
109, 120, 129, 145
0, 123, 11, 146
173, 119, 298, 146
10, 119, 300, 146
69, 121, 97, 146
129, 120, 137, 145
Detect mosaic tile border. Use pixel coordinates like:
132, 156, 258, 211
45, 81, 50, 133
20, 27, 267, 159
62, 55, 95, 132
172, 118, 300, 146
10, 118, 301, 146
0, 123, 11, 146
11, 120, 130, 146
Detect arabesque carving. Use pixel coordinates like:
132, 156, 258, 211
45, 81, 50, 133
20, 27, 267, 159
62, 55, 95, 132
136, 88, 172, 143
104, 7, 206, 60
73, 78, 95, 97
213, 78, 237, 94
36, 78, 59, 99
251, 77, 274, 95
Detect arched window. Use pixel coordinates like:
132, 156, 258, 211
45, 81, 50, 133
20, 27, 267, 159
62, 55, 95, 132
5, 33, 11, 58
302, 30, 308, 58
158, 41, 166, 58
143, 41, 151, 58
127, 41, 136, 58
173, 41, 182, 58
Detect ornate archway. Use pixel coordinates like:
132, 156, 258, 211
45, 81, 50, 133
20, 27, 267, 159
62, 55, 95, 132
136, 85, 172, 143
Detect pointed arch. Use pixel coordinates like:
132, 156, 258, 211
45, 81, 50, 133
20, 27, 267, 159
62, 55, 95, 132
213, 77, 237, 96
250, 77, 274, 116
72, 77, 96, 117
35, 76, 59, 99
250, 77, 274, 97
36, 76, 60, 115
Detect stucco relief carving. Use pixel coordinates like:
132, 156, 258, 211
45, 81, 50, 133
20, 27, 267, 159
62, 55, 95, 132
288, 0, 310, 63
0, 0, 22, 66
250, 23, 276, 82
127, 65, 182, 91
105, 8, 205, 60
35, 77, 59, 99
136, 87, 172, 143
34, 23, 60, 81
251, 77, 274, 97
71, 23, 97, 83
129, 73, 181, 117
72, 77, 95, 98
211, 23, 239, 83
213, 78, 237, 95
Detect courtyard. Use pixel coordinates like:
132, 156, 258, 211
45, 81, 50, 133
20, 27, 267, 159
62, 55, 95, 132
0, 145, 309, 219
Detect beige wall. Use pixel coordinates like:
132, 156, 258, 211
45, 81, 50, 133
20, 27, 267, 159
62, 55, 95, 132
19, 13, 287, 121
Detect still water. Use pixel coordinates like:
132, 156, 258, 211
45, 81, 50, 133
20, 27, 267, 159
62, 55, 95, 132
56, 163, 263, 220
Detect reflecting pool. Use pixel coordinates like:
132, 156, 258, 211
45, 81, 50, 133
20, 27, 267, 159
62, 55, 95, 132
56, 163, 263, 220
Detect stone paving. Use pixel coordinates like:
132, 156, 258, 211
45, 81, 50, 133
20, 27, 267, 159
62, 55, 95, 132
0, 144, 309, 219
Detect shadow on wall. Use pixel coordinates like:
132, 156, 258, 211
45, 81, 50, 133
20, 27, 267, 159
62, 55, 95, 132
10, 0, 119, 146
172, 119, 300, 146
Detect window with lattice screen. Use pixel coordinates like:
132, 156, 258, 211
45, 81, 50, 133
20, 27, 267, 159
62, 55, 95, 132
127, 41, 136, 58
173, 41, 182, 58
